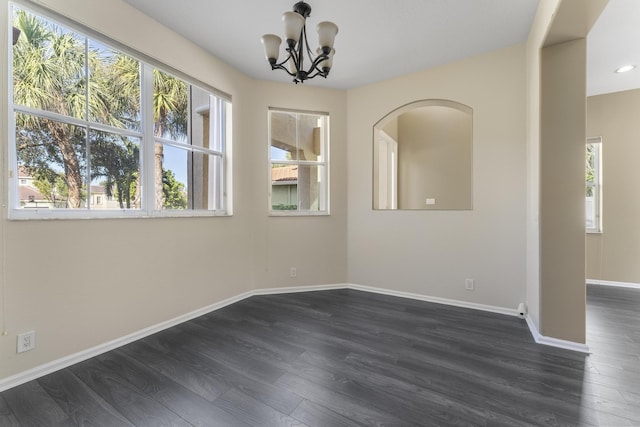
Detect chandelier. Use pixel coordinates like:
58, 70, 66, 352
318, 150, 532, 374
261, 1, 338, 84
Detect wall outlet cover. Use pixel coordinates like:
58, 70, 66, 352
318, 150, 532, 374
17, 331, 35, 353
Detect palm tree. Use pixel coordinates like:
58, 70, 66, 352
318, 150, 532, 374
13, 8, 189, 211
13, 10, 87, 208
91, 136, 139, 208
153, 69, 187, 209
92, 53, 142, 208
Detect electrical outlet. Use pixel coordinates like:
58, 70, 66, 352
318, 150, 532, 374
465, 279, 475, 291
17, 331, 35, 353
290, 267, 297, 278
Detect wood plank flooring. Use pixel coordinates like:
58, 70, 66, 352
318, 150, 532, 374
1, 286, 639, 426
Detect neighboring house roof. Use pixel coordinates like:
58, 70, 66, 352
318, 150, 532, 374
18, 165, 33, 179
271, 165, 298, 182
19, 185, 46, 201
90, 185, 106, 194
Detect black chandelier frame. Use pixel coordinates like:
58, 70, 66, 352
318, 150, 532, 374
267, 1, 333, 84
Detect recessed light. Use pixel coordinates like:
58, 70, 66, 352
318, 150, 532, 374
615, 65, 636, 73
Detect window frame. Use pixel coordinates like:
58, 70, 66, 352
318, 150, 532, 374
268, 107, 330, 216
586, 136, 602, 233
7, 2, 232, 220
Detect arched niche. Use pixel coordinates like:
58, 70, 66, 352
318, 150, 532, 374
373, 99, 473, 210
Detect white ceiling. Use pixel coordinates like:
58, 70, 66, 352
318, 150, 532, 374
123, 0, 634, 95
587, 0, 640, 96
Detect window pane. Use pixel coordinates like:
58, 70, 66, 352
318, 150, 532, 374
271, 164, 327, 212
13, 8, 86, 120
586, 192, 596, 230
270, 111, 325, 161
271, 111, 298, 161
272, 164, 298, 210
297, 113, 324, 162
158, 144, 188, 210
585, 140, 601, 231
191, 86, 210, 149
297, 165, 325, 211
89, 40, 141, 131
586, 143, 596, 185
190, 152, 223, 210
153, 69, 188, 142
89, 131, 140, 209
16, 112, 87, 209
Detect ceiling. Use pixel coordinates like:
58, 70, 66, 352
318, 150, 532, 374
123, 0, 635, 95
587, 0, 640, 96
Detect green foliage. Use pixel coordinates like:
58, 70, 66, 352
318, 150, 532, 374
91, 136, 139, 209
162, 169, 187, 209
153, 69, 188, 139
586, 143, 596, 184
13, 7, 190, 210
586, 143, 597, 198
272, 204, 298, 211
32, 172, 72, 206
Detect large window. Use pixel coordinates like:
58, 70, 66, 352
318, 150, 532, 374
9, 5, 230, 218
269, 109, 329, 214
586, 137, 602, 233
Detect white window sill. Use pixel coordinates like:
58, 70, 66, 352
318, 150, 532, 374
269, 211, 330, 217
8, 209, 231, 220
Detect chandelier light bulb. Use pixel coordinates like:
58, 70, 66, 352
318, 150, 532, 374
317, 21, 338, 49
261, 34, 282, 62
282, 11, 305, 44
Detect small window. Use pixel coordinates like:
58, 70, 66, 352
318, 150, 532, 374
586, 137, 602, 233
269, 109, 329, 215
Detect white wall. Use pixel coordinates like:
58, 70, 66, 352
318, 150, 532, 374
0, 0, 347, 381
347, 45, 527, 310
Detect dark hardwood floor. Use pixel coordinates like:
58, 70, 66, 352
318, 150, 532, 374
1, 286, 639, 426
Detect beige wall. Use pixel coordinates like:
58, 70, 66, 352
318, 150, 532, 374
397, 106, 472, 210
525, 0, 562, 336
0, 0, 347, 380
526, 0, 607, 344
586, 89, 640, 284
534, 0, 607, 345
0, 0, 609, 384
347, 44, 527, 309
247, 81, 348, 289
540, 39, 587, 343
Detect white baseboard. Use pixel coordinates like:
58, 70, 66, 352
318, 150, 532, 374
0, 284, 348, 392
587, 279, 640, 290
252, 283, 348, 296
0, 282, 562, 392
347, 283, 518, 317
525, 315, 590, 354
0, 290, 253, 393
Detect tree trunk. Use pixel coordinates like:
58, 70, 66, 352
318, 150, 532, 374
154, 143, 164, 210
154, 110, 166, 210
132, 174, 141, 208
50, 123, 83, 208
